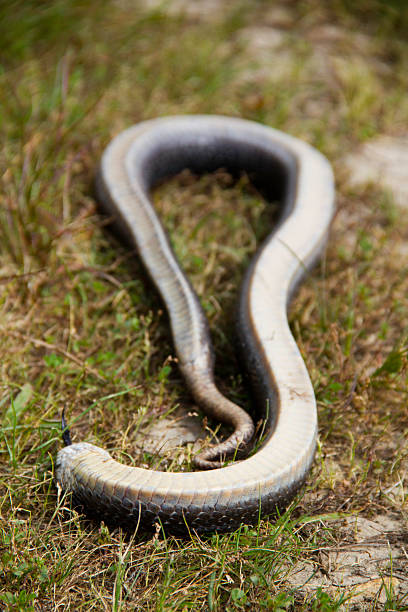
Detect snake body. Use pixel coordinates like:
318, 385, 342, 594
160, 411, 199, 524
55, 116, 334, 534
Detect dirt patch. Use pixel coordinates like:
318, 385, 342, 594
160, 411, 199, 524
286, 515, 407, 607
343, 136, 408, 208
138, 0, 234, 21
137, 408, 205, 460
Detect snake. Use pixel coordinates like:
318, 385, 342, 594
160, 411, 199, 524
55, 115, 334, 534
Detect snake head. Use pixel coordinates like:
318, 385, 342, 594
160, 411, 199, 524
55, 442, 111, 492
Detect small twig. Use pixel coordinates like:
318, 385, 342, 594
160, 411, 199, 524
0, 268, 46, 283
341, 373, 358, 410
9, 329, 105, 381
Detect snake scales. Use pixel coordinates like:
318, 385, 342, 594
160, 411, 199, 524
55, 116, 335, 534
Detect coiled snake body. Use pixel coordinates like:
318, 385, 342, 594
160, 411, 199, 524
56, 116, 334, 534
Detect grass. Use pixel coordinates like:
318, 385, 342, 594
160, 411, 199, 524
1, 0, 408, 609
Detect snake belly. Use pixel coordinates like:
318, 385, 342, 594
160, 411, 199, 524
55, 116, 335, 534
